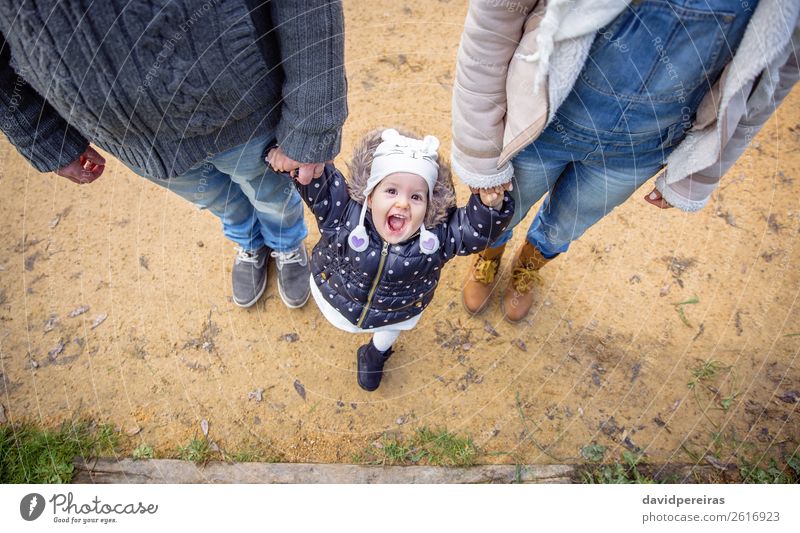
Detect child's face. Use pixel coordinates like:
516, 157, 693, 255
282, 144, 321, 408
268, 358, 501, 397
368, 172, 428, 244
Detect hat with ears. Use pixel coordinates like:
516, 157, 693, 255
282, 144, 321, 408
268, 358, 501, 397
348, 129, 441, 254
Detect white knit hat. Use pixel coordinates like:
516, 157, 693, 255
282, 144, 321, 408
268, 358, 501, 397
348, 129, 441, 254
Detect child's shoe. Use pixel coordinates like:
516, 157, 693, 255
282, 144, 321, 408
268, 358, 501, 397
357, 341, 394, 391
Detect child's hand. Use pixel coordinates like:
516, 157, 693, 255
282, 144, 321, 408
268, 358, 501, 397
266, 146, 326, 185
478, 186, 505, 209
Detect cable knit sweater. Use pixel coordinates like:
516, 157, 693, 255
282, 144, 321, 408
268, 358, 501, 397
0, 0, 347, 178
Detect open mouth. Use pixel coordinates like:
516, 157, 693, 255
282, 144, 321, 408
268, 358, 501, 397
387, 214, 407, 234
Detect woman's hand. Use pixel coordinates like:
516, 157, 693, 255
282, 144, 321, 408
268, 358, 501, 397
644, 187, 672, 209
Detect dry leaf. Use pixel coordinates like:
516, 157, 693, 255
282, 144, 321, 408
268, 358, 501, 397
200, 419, 209, 437
705, 455, 730, 471
248, 388, 264, 402
90, 314, 108, 329
511, 338, 527, 352
293, 379, 306, 401
48, 340, 65, 359
0, 403, 6, 424
68, 305, 90, 318
125, 426, 142, 436
778, 390, 799, 404
483, 321, 500, 337
43, 314, 59, 333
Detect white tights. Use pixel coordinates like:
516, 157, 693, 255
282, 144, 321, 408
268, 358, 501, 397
372, 330, 401, 352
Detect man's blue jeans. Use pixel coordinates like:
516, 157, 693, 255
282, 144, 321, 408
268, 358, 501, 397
136, 134, 307, 252
491, 0, 755, 257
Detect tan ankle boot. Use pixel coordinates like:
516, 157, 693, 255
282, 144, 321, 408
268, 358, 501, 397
462, 244, 506, 314
502, 241, 550, 323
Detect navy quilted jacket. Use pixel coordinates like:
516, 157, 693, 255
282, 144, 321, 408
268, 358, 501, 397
297, 164, 514, 329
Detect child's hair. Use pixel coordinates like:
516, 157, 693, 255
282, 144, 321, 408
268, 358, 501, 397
346, 127, 456, 227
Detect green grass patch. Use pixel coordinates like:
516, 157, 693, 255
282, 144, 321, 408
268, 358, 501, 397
222, 442, 283, 464
672, 295, 700, 327
580, 444, 607, 463
739, 453, 800, 484
358, 427, 478, 467
579, 451, 659, 484
175, 436, 281, 465
685, 359, 741, 431
132, 443, 154, 460
0, 421, 119, 483
414, 427, 478, 466
687, 359, 726, 390
177, 437, 213, 465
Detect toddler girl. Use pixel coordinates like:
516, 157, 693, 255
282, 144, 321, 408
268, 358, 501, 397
271, 128, 513, 391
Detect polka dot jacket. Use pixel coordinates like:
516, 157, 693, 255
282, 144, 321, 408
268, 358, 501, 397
296, 164, 514, 330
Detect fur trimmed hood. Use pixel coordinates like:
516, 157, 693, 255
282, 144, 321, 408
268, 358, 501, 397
345, 128, 456, 227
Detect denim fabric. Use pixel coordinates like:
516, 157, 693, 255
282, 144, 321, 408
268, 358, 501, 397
135, 134, 307, 252
492, 0, 756, 257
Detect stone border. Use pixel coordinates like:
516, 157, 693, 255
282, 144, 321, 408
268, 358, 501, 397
73, 458, 725, 483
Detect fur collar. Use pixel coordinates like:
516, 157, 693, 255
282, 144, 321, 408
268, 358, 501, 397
345, 128, 456, 227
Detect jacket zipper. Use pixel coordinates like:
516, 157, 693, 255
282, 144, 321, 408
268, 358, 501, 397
356, 241, 389, 327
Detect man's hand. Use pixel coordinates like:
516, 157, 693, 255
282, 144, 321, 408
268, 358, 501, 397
55, 146, 105, 184
644, 187, 672, 209
266, 146, 326, 185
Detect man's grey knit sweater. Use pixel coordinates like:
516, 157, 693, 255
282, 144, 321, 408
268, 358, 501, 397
0, 0, 347, 178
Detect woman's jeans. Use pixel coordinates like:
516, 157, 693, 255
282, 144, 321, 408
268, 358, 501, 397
135, 134, 307, 253
491, 0, 756, 257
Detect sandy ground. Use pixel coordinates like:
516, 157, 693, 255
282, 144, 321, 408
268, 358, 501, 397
1, 1, 798, 469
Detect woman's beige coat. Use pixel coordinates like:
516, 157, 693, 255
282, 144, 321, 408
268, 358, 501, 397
451, 0, 800, 211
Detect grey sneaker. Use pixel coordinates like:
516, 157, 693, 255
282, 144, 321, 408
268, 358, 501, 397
232, 246, 269, 308
271, 245, 311, 308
